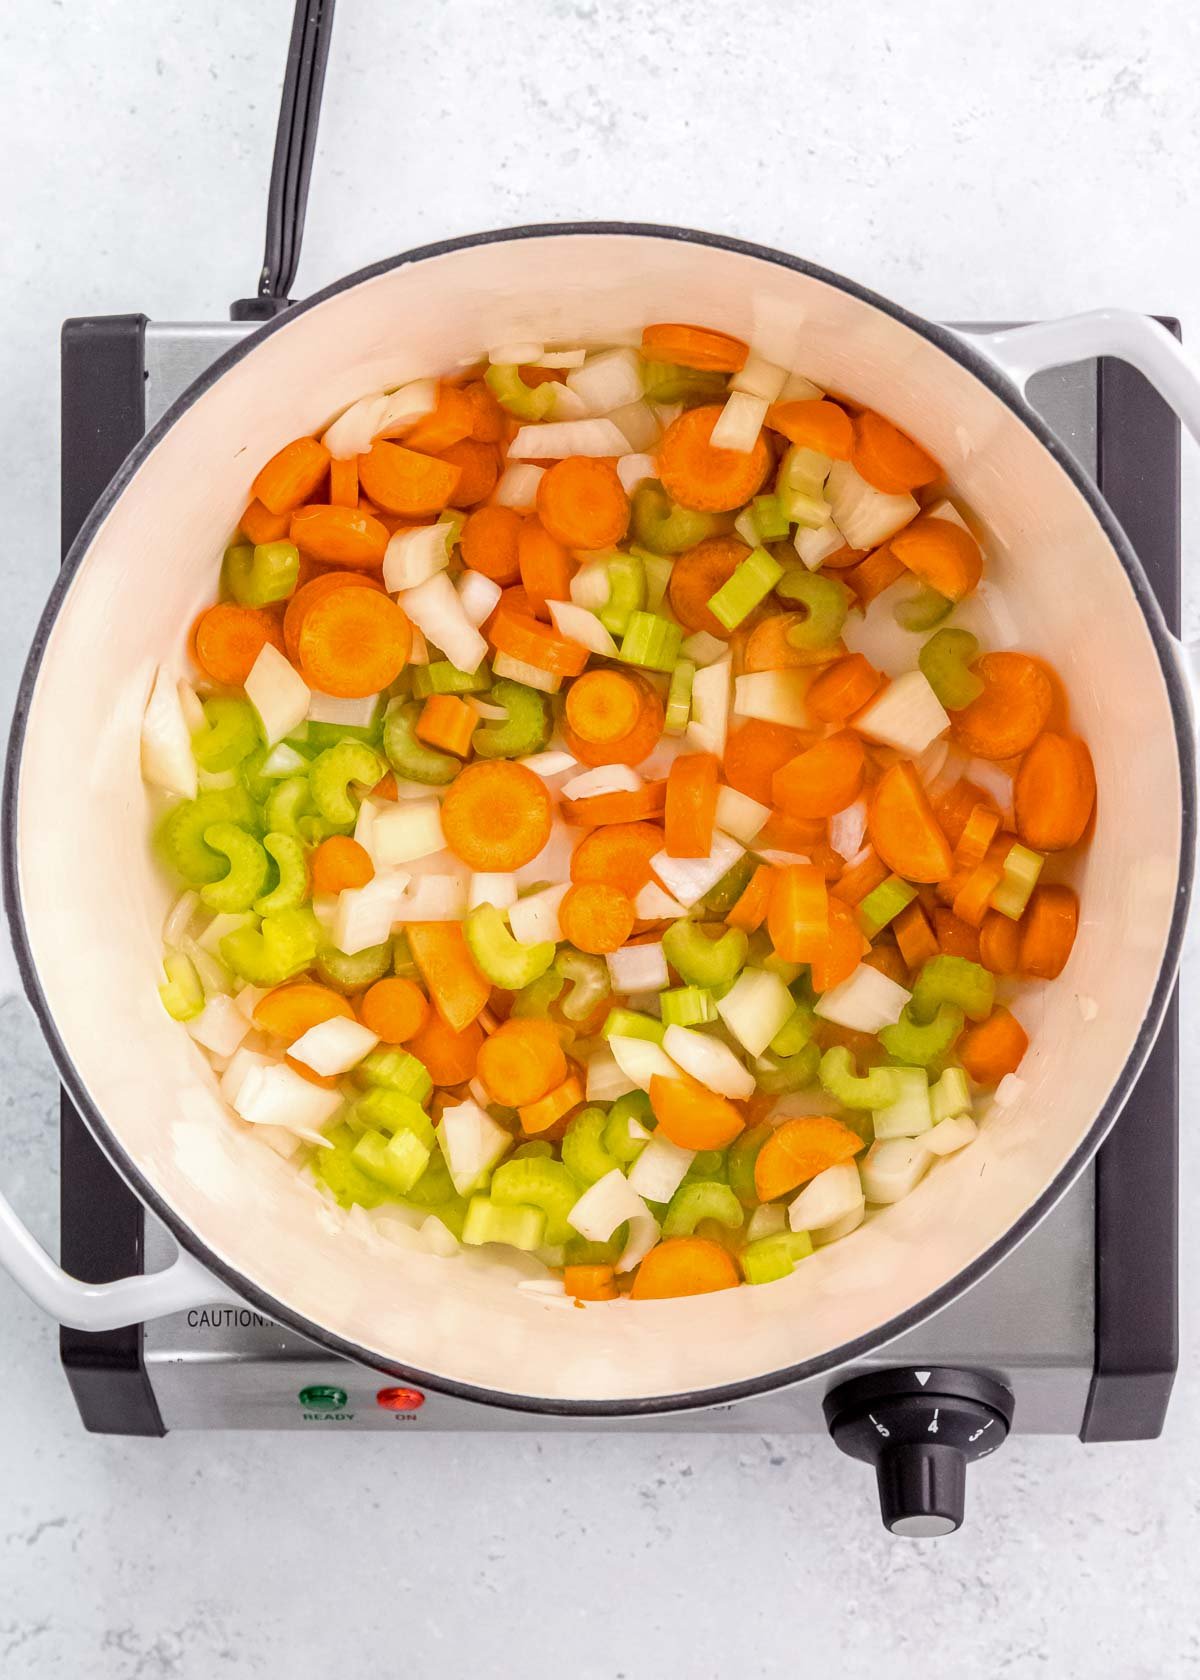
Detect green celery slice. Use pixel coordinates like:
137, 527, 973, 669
741, 1230, 814, 1285
706, 547, 784, 631
661, 1180, 743, 1237
776, 568, 850, 649
561, 1107, 620, 1188
919, 628, 984, 710
383, 698, 459, 785
619, 611, 683, 673
465, 903, 556, 990
661, 921, 748, 989
910, 955, 995, 1024
879, 1003, 964, 1067
199, 823, 270, 914
819, 1045, 901, 1109
471, 678, 552, 761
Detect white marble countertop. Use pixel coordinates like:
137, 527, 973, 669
2, 1, 1200, 1673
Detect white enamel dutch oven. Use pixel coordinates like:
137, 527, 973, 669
1, 226, 1196, 1414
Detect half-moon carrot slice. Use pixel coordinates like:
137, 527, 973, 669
434, 438, 500, 507
664, 752, 720, 858
869, 761, 953, 883
851, 411, 940, 494
765, 398, 854, 458
1014, 733, 1096, 850
890, 515, 982, 602
1018, 884, 1079, 978
252, 436, 330, 515
951, 653, 1053, 760
357, 440, 462, 517
640, 322, 749, 373
289, 504, 389, 569
772, 733, 865, 820
570, 822, 664, 897
193, 603, 285, 687
629, 1235, 741, 1299
536, 457, 630, 549
809, 653, 883, 722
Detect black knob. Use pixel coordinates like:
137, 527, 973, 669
824, 1367, 1013, 1537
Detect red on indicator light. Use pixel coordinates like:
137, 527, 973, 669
376, 1386, 425, 1412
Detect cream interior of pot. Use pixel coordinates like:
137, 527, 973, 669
15, 233, 1186, 1401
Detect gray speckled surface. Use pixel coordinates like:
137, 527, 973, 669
2, 2, 1200, 1673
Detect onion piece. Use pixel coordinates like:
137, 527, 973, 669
334, 871, 411, 954
392, 872, 469, 923
289, 1017, 379, 1076
370, 799, 445, 867
616, 452, 658, 494
731, 354, 788, 402
535, 348, 587, 368
141, 665, 198, 798
967, 758, 1015, 818
680, 630, 729, 669
232, 1062, 343, 1137
993, 1073, 1026, 1110
488, 340, 543, 364
853, 670, 949, 756
383, 523, 454, 593
788, 1162, 865, 1233
561, 764, 642, 801
566, 348, 644, 415
793, 519, 847, 571
732, 669, 814, 728
860, 1138, 931, 1205
547, 599, 619, 657
322, 393, 389, 459
508, 418, 632, 460
163, 890, 201, 947
709, 391, 768, 453
662, 1023, 755, 1099
813, 964, 911, 1033
634, 881, 689, 921
829, 799, 869, 861
244, 643, 311, 746
492, 462, 545, 508
457, 570, 502, 628
439, 1100, 513, 1195
185, 995, 252, 1058
509, 882, 570, 946
607, 1034, 680, 1090
649, 830, 743, 909
586, 1049, 637, 1103
396, 571, 487, 675
686, 657, 732, 757
922, 1114, 979, 1156
606, 941, 669, 993
714, 785, 770, 844
468, 872, 518, 911
519, 750, 578, 779
607, 400, 661, 451
376, 379, 439, 439
627, 1135, 695, 1203
307, 689, 380, 729
825, 460, 919, 550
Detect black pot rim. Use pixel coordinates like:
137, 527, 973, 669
3, 221, 1194, 1418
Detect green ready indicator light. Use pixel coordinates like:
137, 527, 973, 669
298, 1384, 348, 1411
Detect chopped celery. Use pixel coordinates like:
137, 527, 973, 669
556, 947, 611, 1022
706, 547, 784, 631
158, 950, 205, 1021
664, 659, 695, 735
309, 741, 384, 828
893, 585, 952, 632
564, 1228, 629, 1266
222, 539, 300, 608
991, 843, 1044, 920
199, 823, 270, 914
602, 1007, 665, 1045
662, 1180, 744, 1237
919, 628, 984, 710
910, 955, 995, 1024
819, 1045, 901, 1109
857, 874, 918, 939
160, 786, 260, 885
316, 942, 393, 994
351, 1127, 432, 1195
513, 1140, 555, 1160
191, 697, 262, 773
510, 966, 566, 1019
305, 719, 383, 751
356, 1048, 434, 1105
264, 776, 312, 840
411, 659, 492, 698
770, 998, 817, 1057
239, 744, 276, 804
726, 1122, 772, 1207
662, 920, 748, 989
931, 1067, 972, 1125
619, 611, 683, 673
640, 362, 728, 405
604, 1092, 653, 1165
777, 443, 833, 521
760, 950, 804, 986
485, 363, 556, 422
741, 1230, 814, 1285
630, 479, 728, 554
702, 853, 759, 917
659, 985, 717, 1027
750, 494, 790, 542
462, 1198, 546, 1250
490, 1157, 578, 1246
872, 1065, 933, 1139
465, 902, 556, 990
383, 698, 459, 785
597, 554, 647, 638
310, 1123, 389, 1210
641, 552, 674, 615
683, 1149, 729, 1183
776, 568, 850, 649
254, 832, 309, 915
754, 1043, 821, 1093
220, 906, 321, 986
471, 678, 552, 761
879, 1002, 964, 1067
401, 1148, 458, 1207
561, 1107, 620, 1187
734, 507, 759, 549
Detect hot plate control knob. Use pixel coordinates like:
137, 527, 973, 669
823, 1367, 1014, 1537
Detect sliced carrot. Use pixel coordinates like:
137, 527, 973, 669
400, 384, 474, 455
416, 694, 477, 757
357, 440, 462, 518
562, 678, 665, 768
667, 536, 753, 637
959, 1008, 1029, 1086
952, 862, 1005, 928
558, 882, 636, 955
863, 940, 908, 986
843, 545, 907, 608
1014, 733, 1096, 851
893, 899, 939, 970
869, 761, 953, 883
931, 779, 996, 850
767, 863, 829, 963
953, 803, 1001, 871
658, 405, 772, 513
564, 1264, 618, 1302
817, 542, 869, 572
754, 1115, 864, 1201
253, 981, 354, 1041
832, 847, 889, 906
408, 1011, 482, 1087
478, 1018, 567, 1107
482, 584, 538, 641
535, 457, 630, 550
772, 732, 865, 820
461, 504, 523, 585
630, 1236, 741, 1300
252, 436, 330, 515
891, 515, 982, 602
723, 719, 818, 805
435, 438, 499, 507
765, 398, 854, 458
516, 518, 572, 615
440, 761, 552, 872
239, 498, 291, 545
757, 810, 828, 856
649, 1075, 745, 1151
309, 835, 374, 895
1029, 656, 1071, 733
808, 655, 884, 726
565, 669, 644, 745
519, 1073, 585, 1137
407, 922, 491, 1034
726, 863, 776, 932
742, 613, 845, 672
490, 607, 590, 677
282, 571, 383, 662
359, 977, 429, 1044
640, 322, 749, 373
1019, 884, 1079, 979
562, 781, 667, 828
297, 588, 411, 698
328, 456, 359, 509
193, 603, 285, 687
289, 504, 389, 569
979, 908, 1021, 976
851, 411, 940, 494
570, 822, 664, 898
934, 907, 983, 960
951, 653, 1053, 760
462, 378, 506, 443
665, 752, 720, 859
809, 896, 864, 992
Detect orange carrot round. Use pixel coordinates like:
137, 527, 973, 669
536, 457, 630, 549
252, 435, 330, 515
890, 515, 982, 602
668, 536, 753, 636
851, 411, 940, 494
399, 384, 474, 455
561, 781, 667, 828
570, 822, 664, 897
461, 505, 523, 584
772, 732, 865, 820
357, 440, 462, 517
809, 896, 864, 992
297, 588, 411, 698
1018, 884, 1079, 979
649, 1075, 745, 1151
359, 977, 430, 1044
562, 677, 664, 767
565, 670, 644, 744
808, 652, 884, 722
463, 378, 506, 443
765, 398, 854, 459
664, 752, 720, 859
240, 498, 291, 545
490, 607, 590, 677
1014, 733, 1096, 851
477, 1019, 566, 1107
979, 908, 1021, 975
754, 1115, 864, 1201
289, 504, 389, 569
951, 653, 1053, 760
959, 1007, 1028, 1086
558, 882, 636, 955
723, 719, 818, 805
658, 405, 772, 513
408, 1012, 482, 1087
640, 322, 749, 373
434, 438, 499, 507
630, 1237, 741, 1300
742, 613, 844, 672
440, 761, 553, 870
869, 761, 953, 883
931, 779, 995, 849
309, 835, 375, 895
193, 603, 285, 687
282, 571, 384, 662
253, 981, 353, 1042
518, 518, 573, 614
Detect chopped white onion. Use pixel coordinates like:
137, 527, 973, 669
457, 569, 503, 628
853, 670, 949, 756
569, 562, 611, 613
627, 1135, 696, 1203
585, 1049, 637, 1103
616, 452, 658, 494
289, 1017, 379, 1076
993, 1073, 1026, 1110
383, 523, 454, 593
662, 1023, 755, 1100
163, 890, 200, 948
420, 1214, 461, 1257
922, 1114, 979, 1156
547, 598, 619, 657
488, 341, 543, 365
715, 968, 795, 1059
375, 378, 440, 439
970, 580, 1021, 651
967, 758, 1015, 819
566, 348, 644, 415
617, 1208, 662, 1274
234, 983, 268, 1023
829, 799, 869, 861
916, 736, 950, 786
334, 871, 411, 954
397, 571, 487, 674
508, 418, 632, 460
491, 652, 561, 693
392, 872, 469, 923
814, 1204, 866, 1245
322, 392, 389, 458
370, 799, 445, 867
519, 750, 578, 779
788, 1162, 865, 1233
747, 1203, 788, 1241
709, 390, 768, 452
568, 1168, 651, 1249
535, 347, 588, 368
607, 399, 660, 451
546, 384, 591, 422
633, 881, 689, 921
492, 462, 546, 508
793, 519, 847, 571
141, 665, 198, 798
779, 371, 824, 401
509, 883, 570, 945
680, 630, 730, 668
468, 872, 518, 911
219, 1047, 272, 1107
733, 669, 814, 728
814, 964, 911, 1033
714, 785, 770, 844
649, 830, 743, 909
861, 1138, 931, 1205
607, 1034, 680, 1090
177, 679, 206, 734
232, 1062, 343, 1137
185, 995, 252, 1057
244, 643, 311, 746
306, 690, 381, 731
438, 1100, 513, 1196
606, 941, 669, 993
825, 460, 919, 550
310, 893, 338, 932
730, 354, 787, 403
561, 764, 642, 801
514, 818, 576, 887
686, 658, 732, 758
